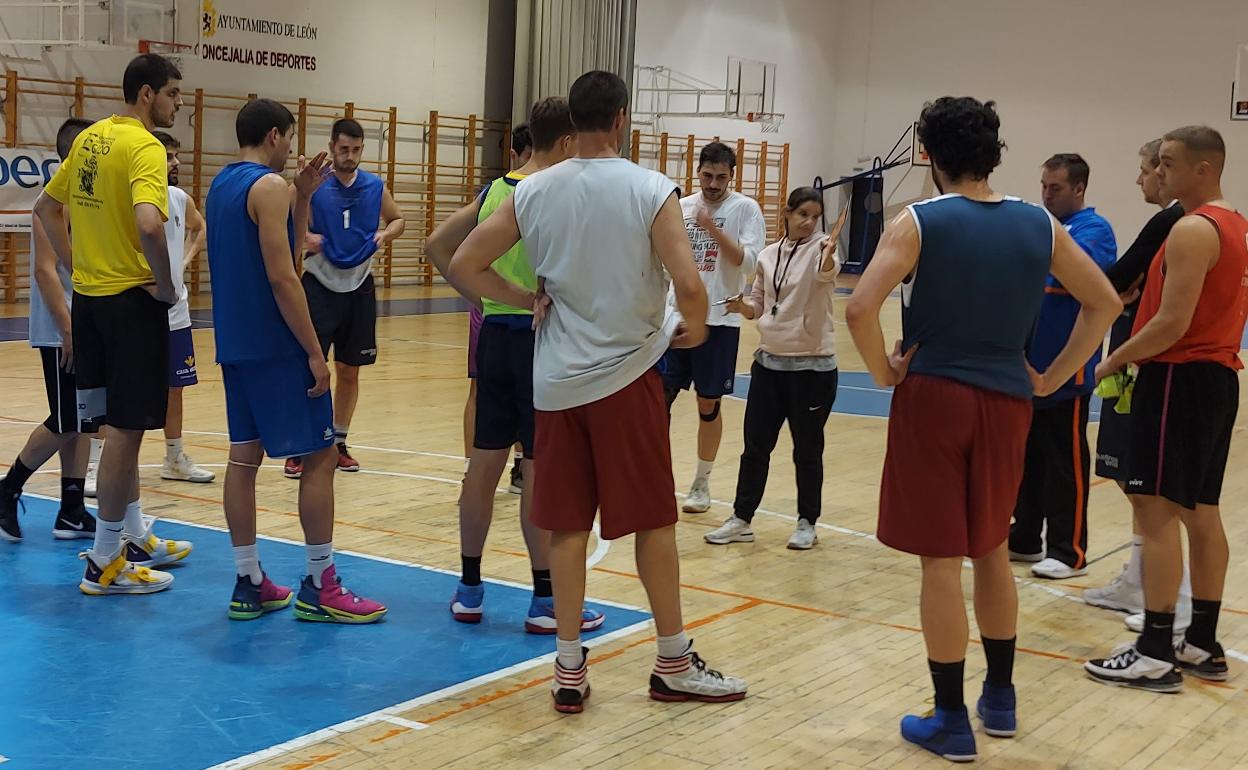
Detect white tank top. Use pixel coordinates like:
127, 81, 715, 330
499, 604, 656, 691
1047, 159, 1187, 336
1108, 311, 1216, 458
165, 186, 191, 330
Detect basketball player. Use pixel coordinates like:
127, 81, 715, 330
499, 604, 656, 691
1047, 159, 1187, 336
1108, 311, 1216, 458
1084, 140, 1190, 627
1008, 154, 1117, 580
34, 54, 195, 595
663, 142, 766, 513
461, 125, 534, 493
283, 118, 406, 479
1085, 126, 1247, 691
428, 98, 602, 634
846, 97, 1120, 760
151, 131, 214, 484
448, 70, 746, 713
208, 98, 386, 623
0, 118, 96, 543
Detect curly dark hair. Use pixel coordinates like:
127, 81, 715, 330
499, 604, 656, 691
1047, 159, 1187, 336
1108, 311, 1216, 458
916, 97, 1006, 183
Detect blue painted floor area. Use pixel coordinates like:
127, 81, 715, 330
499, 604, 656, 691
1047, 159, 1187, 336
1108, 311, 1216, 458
728, 370, 1104, 421
0, 496, 648, 770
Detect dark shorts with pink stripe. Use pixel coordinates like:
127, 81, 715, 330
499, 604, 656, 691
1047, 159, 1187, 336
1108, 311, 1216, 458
878, 374, 1033, 559
1124, 361, 1239, 509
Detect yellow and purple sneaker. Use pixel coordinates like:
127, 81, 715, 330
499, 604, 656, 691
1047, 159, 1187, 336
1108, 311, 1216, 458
293, 565, 387, 624
229, 572, 294, 621
124, 520, 193, 568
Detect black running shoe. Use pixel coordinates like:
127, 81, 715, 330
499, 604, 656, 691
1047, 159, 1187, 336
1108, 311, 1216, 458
0, 489, 22, 542
53, 505, 97, 540
508, 461, 523, 495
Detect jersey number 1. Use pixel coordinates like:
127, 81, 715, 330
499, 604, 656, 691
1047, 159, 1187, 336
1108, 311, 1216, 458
343, 210, 351, 230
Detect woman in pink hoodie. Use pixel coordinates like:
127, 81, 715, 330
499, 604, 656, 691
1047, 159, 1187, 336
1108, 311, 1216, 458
704, 187, 840, 551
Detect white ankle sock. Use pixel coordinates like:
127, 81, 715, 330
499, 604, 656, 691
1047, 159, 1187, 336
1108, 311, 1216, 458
656, 630, 691, 660
165, 437, 183, 461
333, 424, 348, 446
1179, 561, 1192, 602
93, 520, 124, 560
556, 637, 584, 669
122, 499, 146, 538
307, 541, 334, 587
695, 459, 714, 483
1126, 534, 1144, 585
233, 544, 262, 585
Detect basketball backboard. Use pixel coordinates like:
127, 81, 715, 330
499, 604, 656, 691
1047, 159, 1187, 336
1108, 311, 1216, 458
1233, 43, 1248, 120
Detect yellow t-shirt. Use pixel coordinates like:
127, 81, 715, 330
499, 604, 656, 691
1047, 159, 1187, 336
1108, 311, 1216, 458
44, 115, 169, 297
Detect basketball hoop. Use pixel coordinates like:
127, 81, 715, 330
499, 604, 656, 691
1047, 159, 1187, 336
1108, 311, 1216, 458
137, 39, 193, 69
746, 112, 784, 134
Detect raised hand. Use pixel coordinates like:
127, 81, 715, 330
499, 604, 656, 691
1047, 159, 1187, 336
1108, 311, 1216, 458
294, 151, 330, 199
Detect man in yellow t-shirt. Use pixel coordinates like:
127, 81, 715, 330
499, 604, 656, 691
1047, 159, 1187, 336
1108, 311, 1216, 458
34, 53, 190, 597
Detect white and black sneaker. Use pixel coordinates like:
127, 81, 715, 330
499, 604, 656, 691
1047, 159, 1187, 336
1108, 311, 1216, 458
0, 489, 22, 542
1084, 643, 1183, 693
53, 505, 97, 540
1174, 640, 1229, 682
704, 516, 754, 545
551, 646, 590, 714
649, 643, 746, 703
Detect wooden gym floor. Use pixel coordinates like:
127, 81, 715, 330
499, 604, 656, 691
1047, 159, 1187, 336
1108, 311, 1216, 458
1, 285, 1245, 770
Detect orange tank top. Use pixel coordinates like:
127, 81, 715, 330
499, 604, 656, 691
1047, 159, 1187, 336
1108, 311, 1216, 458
1132, 203, 1248, 369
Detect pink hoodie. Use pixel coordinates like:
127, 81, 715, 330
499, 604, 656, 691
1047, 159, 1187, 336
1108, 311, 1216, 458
747, 236, 839, 358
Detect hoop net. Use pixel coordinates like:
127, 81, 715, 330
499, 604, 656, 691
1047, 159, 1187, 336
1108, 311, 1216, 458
746, 112, 784, 134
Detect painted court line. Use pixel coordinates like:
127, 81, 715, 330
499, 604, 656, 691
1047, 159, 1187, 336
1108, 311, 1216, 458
203, 619, 653, 770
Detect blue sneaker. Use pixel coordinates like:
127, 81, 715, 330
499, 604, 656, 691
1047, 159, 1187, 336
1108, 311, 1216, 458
900, 706, 977, 763
524, 596, 606, 635
976, 682, 1017, 737
450, 581, 484, 623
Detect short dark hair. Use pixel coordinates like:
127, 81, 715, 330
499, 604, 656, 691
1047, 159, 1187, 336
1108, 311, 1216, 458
569, 70, 628, 133
1139, 139, 1163, 169
331, 118, 364, 143
236, 98, 295, 148
55, 117, 93, 160
1042, 153, 1090, 189
527, 97, 575, 152
152, 130, 180, 150
786, 186, 823, 212
1163, 125, 1226, 158
511, 123, 532, 155
916, 97, 1006, 183
699, 142, 736, 172
122, 53, 181, 104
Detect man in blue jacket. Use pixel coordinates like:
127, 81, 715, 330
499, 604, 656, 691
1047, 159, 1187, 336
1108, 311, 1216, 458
1009, 154, 1117, 579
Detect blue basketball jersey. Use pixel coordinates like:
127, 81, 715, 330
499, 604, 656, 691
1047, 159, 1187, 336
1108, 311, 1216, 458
207, 161, 303, 364
902, 194, 1054, 399
309, 170, 384, 269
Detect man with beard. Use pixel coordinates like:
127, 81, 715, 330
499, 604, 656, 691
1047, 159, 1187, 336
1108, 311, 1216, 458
34, 53, 192, 594
662, 142, 766, 514
284, 118, 405, 478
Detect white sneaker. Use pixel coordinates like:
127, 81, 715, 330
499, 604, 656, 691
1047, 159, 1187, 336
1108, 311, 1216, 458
85, 462, 98, 498
123, 520, 193, 567
1084, 642, 1183, 692
1083, 564, 1144, 614
79, 548, 174, 595
649, 645, 746, 703
682, 478, 711, 513
704, 516, 754, 545
1125, 601, 1193, 635
1030, 558, 1088, 580
786, 520, 817, 550
161, 452, 216, 483
1008, 549, 1043, 563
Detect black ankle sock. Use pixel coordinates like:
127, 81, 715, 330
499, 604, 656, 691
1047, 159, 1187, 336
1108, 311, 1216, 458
1137, 610, 1175, 661
60, 477, 85, 514
461, 555, 482, 586
533, 569, 553, 598
1, 458, 36, 496
1186, 599, 1222, 651
981, 636, 1016, 687
928, 659, 965, 711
